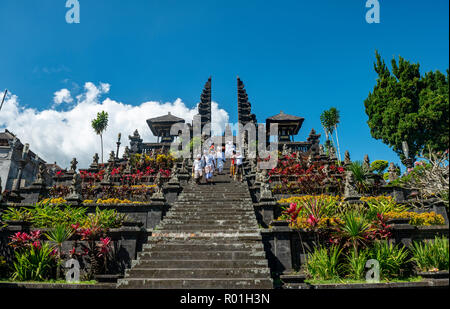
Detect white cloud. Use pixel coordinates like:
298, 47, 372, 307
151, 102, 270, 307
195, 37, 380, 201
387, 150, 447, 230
0, 83, 229, 169
53, 88, 73, 105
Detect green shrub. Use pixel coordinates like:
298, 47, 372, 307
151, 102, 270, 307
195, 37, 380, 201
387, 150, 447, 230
305, 245, 343, 280
410, 236, 449, 272
369, 241, 409, 279
345, 249, 369, 280
371, 160, 388, 175
12, 242, 57, 281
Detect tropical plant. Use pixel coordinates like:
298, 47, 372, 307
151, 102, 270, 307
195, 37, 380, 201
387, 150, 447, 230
345, 248, 369, 280
360, 196, 409, 220
410, 236, 449, 272
45, 224, 74, 279
91, 111, 109, 163
333, 210, 372, 256
305, 245, 343, 280
347, 161, 371, 192
369, 241, 409, 279
12, 241, 57, 281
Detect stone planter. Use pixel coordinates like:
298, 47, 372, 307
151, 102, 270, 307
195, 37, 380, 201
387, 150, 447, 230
416, 270, 449, 280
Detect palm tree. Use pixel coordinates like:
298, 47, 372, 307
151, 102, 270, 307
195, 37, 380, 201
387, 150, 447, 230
91, 111, 109, 163
328, 107, 342, 162
320, 109, 336, 157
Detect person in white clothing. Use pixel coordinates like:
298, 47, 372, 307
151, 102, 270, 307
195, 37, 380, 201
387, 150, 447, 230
216, 146, 225, 174
204, 150, 215, 184
235, 151, 244, 182
192, 154, 203, 184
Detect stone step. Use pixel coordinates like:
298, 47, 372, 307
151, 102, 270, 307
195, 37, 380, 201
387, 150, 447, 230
160, 219, 257, 225
137, 250, 267, 260
143, 242, 263, 251
131, 259, 269, 269
155, 229, 260, 234
158, 223, 258, 229
147, 235, 264, 244
124, 268, 271, 279
117, 278, 273, 289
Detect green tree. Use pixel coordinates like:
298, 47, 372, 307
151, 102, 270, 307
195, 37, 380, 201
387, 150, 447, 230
91, 111, 109, 163
364, 51, 449, 164
320, 107, 341, 161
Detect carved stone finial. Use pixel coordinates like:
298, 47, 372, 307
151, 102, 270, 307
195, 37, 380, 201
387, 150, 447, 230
282, 144, 289, 156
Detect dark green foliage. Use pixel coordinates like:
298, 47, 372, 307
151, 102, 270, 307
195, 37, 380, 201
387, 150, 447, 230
410, 236, 449, 272
371, 160, 388, 175
364, 51, 449, 162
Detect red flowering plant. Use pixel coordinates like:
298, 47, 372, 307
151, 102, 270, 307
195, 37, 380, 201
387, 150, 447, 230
269, 155, 345, 195
9, 231, 42, 251
69, 223, 112, 277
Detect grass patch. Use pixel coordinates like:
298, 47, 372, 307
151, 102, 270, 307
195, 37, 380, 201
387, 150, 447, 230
304, 276, 423, 285
0, 278, 97, 284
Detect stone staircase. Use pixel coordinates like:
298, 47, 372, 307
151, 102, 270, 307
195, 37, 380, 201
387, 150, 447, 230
117, 169, 273, 289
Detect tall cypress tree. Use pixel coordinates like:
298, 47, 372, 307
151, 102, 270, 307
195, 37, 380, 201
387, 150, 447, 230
364, 51, 449, 163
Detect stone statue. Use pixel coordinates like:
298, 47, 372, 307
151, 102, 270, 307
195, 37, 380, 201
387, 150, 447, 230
307, 154, 313, 167
344, 170, 361, 201
152, 172, 164, 198
102, 162, 113, 184
319, 144, 325, 156
344, 150, 351, 166
388, 162, 399, 182
108, 151, 115, 163
282, 144, 289, 156
169, 163, 179, 183
70, 158, 78, 172
92, 153, 99, 166
67, 173, 82, 200
124, 159, 132, 174
329, 145, 337, 160
123, 146, 130, 159
35, 163, 46, 185
363, 154, 370, 171
259, 170, 273, 200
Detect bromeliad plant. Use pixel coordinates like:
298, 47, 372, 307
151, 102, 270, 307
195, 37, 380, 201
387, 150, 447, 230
9, 231, 58, 281
69, 223, 112, 278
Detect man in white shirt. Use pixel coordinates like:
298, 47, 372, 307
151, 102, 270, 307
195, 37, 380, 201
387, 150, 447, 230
235, 151, 243, 182
192, 154, 204, 184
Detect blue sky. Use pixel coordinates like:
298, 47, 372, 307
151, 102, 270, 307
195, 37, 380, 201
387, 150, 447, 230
0, 0, 448, 169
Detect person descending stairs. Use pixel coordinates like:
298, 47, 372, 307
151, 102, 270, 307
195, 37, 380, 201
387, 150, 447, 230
117, 161, 273, 289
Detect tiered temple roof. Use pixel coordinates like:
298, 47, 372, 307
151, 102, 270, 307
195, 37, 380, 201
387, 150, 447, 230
197, 77, 212, 135
237, 77, 257, 127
